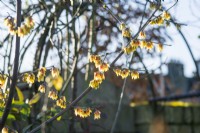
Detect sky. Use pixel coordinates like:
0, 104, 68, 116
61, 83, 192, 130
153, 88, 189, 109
159, 0, 200, 77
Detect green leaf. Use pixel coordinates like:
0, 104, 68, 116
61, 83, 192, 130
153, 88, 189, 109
16, 86, 24, 102
12, 107, 19, 113
12, 100, 24, 106
29, 93, 41, 105
0, 112, 16, 120
57, 116, 62, 121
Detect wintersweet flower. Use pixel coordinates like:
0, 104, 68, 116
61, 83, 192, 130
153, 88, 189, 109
94, 72, 105, 81
122, 28, 131, 38
51, 67, 60, 78
119, 23, 126, 31
99, 63, 109, 72
121, 69, 130, 79
140, 40, 147, 48
0, 74, 7, 89
162, 11, 171, 20
37, 67, 46, 82
38, 84, 45, 93
94, 110, 101, 120
113, 69, 121, 76
146, 41, 154, 50
2, 127, 8, 133
56, 96, 66, 109
48, 90, 58, 100
130, 40, 140, 47
139, 31, 146, 39
131, 71, 139, 80
157, 43, 163, 52
26, 73, 35, 84
89, 79, 102, 89
74, 107, 92, 118
25, 16, 35, 28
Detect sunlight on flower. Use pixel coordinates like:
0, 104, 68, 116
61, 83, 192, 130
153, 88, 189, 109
94, 110, 101, 120
53, 75, 63, 91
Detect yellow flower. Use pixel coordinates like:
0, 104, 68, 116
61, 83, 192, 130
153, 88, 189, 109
9, 27, 16, 35
74, 107, 92, 118
4, 17, 14, 28
94, 59, 102, 68
37, 67, 46, 82
123, 46, 132, 54
89, 55, 96, 63
119, 23, 126, 31
140, 40, 147, 48
162, 11, 171, 20
146, 41, 154, 50
22, 24, 31, 35
94, 110, 101, 120
81, 108, 92, 118
131, 71, 139, 80
4, 18, 10, 27
27, 73, 35, 84
25, 16, 35, 29
2, 127, 8, 133
18, 27, 25, 37
139, 31, 146, 39
94, 72, 105, 81
130, 40, 140, 47
89, 79, 102, 89
113, 69, 121, 76
89, 55, 101, 63
157, 43, 163, 52
53, 75, 63, 91
149, 20, 156, 25
123, 45, 137, 54
56, 96, 66, 109
38, 84, 45, 93
122, 28, 131, 38
114, 68, 130, 78
99, 63, 109, 72
0, 74, 7, 89
51, 67, 60, 78
121, 69, 130, 79
48, 90, 58, 100
74, 107, 82, 116
156, 16, 164, 25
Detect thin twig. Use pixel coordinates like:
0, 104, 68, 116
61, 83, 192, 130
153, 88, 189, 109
139, 1, 148, 29
110, 78, 127, 133
0, 0, 21, 130
110, 52, 135, 133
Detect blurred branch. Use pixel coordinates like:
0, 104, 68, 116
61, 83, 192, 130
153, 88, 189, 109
0, 0, 21, 130
110, 78, 127, 133
149, 91, 200, 102
85, 0, 96, 81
